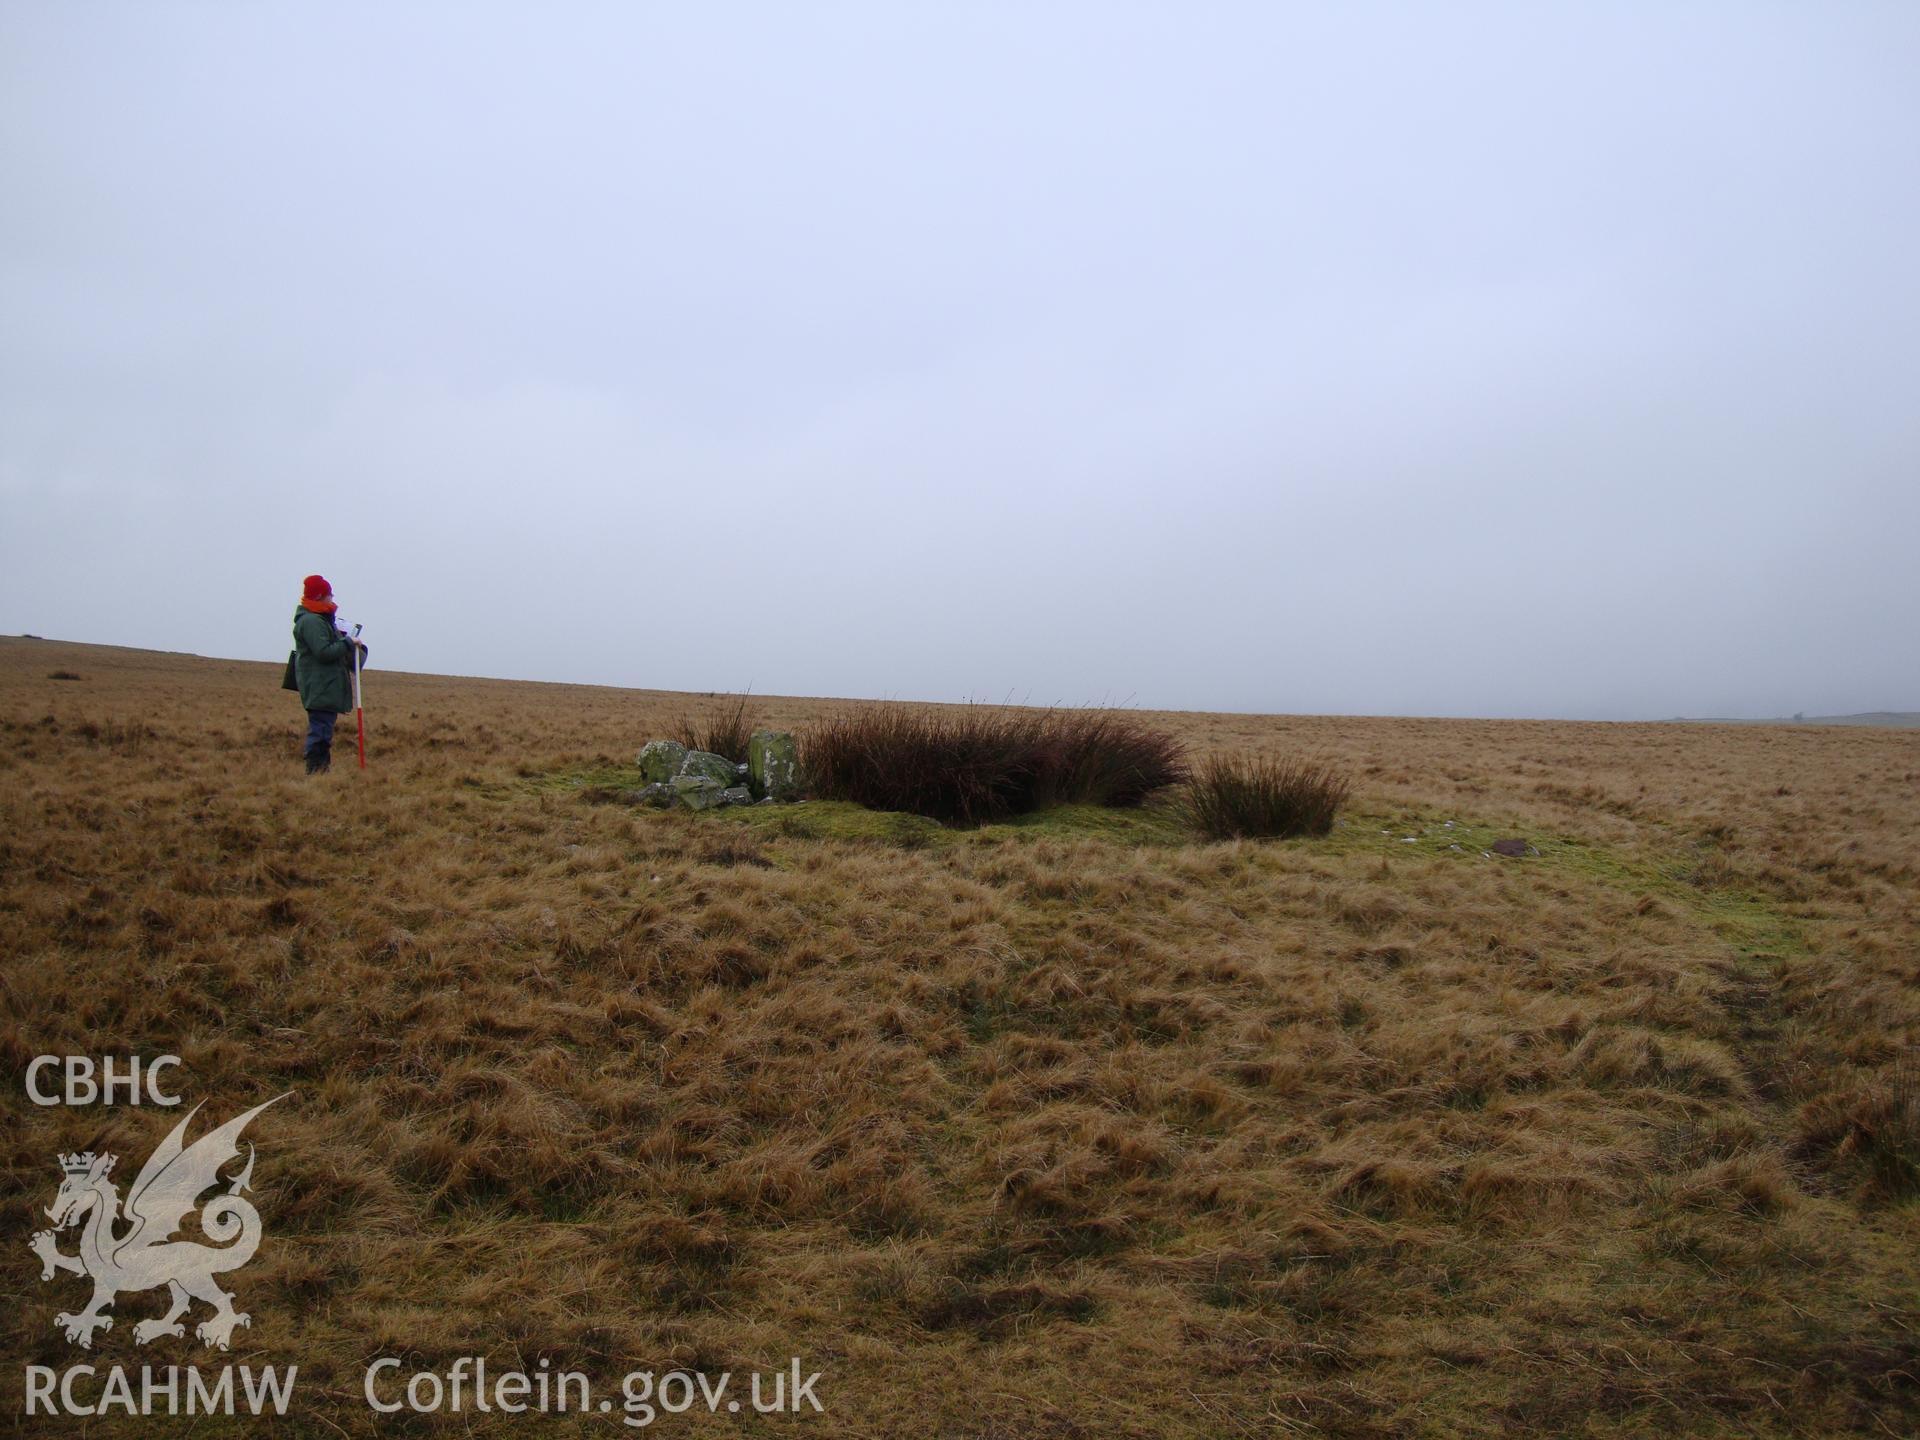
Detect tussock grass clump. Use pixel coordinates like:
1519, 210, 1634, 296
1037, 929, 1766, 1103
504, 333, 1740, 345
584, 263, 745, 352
801, 705, 1186, 825
672, 693, 758, 763
1796, 1058, 1920, 1201
1184, 754, 1351, 839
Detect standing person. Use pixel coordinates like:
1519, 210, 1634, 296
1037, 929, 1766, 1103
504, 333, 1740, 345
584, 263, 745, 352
292, 574, 366, 774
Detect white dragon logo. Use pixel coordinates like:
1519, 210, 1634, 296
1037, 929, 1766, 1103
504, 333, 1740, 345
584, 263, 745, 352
29, 1096, 288, 1351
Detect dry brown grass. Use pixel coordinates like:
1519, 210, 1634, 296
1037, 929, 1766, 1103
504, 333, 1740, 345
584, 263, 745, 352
2, 636, 1916, 1437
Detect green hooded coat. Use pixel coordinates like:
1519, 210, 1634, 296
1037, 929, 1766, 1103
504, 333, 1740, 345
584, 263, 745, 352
292, 606, 357, 713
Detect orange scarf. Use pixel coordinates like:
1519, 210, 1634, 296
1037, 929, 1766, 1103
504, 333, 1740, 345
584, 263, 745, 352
301, 596, 337, 616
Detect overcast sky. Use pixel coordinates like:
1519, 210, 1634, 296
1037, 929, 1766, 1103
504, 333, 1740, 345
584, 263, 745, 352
3, 2, 1915, 719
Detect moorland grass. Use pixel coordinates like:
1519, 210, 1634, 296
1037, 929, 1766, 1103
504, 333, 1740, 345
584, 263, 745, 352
2, 638, 1916, 1438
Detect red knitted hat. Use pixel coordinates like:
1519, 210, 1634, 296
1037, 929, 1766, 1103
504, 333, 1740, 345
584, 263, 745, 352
302, 574, 332, 602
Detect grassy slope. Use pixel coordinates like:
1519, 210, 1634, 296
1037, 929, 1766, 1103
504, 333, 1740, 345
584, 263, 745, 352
2, 637, 1916, 1438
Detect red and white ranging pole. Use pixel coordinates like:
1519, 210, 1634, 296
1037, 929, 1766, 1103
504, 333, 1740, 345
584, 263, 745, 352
351, 623, 367, 769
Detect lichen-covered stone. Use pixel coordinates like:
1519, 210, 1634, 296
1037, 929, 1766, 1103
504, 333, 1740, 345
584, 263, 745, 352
637, 739, 688, 784
672, 774, 728, 811
632, 781, 677, 808
679, 749, 736, 786
719, 785, 752, 807
747, 729, 801, 801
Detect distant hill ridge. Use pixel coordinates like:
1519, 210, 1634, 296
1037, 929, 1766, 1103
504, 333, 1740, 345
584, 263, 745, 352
8, 635, 1916, 727
1672, 711, 1920, 729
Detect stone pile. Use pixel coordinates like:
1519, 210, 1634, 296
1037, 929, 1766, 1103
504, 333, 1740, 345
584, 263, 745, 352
628, 730, 802, 811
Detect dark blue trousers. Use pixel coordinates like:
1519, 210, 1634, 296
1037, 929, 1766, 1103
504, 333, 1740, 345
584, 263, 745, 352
304, 710, 338, 760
